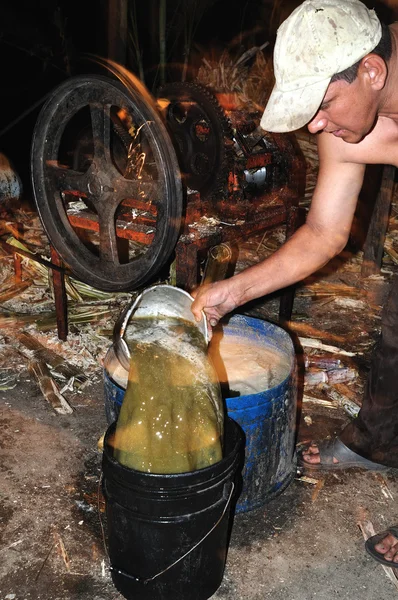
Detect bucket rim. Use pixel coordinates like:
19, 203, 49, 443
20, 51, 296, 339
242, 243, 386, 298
102, 417, 244, 488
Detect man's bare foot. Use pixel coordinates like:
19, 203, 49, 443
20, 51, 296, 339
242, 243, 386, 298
302, 442, 339, 465
374, 533, 398, 563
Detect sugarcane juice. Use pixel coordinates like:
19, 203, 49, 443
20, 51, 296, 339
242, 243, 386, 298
113, 317, 224, 474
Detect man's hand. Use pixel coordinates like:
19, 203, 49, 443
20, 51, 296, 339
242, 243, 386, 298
191, 279, 241, 329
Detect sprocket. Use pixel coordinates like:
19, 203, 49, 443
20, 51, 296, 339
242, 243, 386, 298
156, 82, 234, 200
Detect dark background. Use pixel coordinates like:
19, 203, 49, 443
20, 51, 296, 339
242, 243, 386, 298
0, 0, 396, 185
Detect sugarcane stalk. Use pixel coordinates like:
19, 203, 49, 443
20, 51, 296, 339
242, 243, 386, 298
0, 279, 32, 303
29, 359, 73, 415
299, 337, 361, 357
321, 384, 360, 418
304, 355, 342, 370
384, 244, 398, 265
6, 236, 128, 301
304, 367, 357, 387
17, 332, 87, 384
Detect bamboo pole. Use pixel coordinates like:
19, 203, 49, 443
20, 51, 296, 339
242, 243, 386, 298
362, 164, 396, 277
129, 1, 145, 82
107, 0, 128, 65
159, 0, 167, 85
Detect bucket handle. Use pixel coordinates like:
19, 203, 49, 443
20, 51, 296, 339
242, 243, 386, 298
108, 481, 235, 586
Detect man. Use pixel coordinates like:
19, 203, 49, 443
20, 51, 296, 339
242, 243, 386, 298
191, 0, 398, 566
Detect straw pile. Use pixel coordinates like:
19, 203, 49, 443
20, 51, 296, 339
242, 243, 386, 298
0, 201, 134, 397
196, 45, 275, 111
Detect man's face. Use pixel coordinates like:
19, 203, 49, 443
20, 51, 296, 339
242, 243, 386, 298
306, 78, 378, 143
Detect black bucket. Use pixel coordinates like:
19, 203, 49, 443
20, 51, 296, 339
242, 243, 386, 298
102, 417, 245, 600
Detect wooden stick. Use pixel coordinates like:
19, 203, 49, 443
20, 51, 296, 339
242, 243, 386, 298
362, 164, 395, 277
358, 520, 398, 589
311, 478, 325, 502
53, 531, 71, 572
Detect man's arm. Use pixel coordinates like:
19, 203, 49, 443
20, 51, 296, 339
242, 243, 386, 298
191, 136, 366, 326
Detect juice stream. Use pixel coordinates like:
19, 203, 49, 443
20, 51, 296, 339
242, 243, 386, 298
113, 317, 224, 473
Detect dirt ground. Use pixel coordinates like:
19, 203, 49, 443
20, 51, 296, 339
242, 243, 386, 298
1, 132, 398, 599
1, 236, 398, 600
2, 374, 398, 600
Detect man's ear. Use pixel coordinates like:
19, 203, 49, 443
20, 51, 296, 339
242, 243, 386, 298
360, 54, 388, 90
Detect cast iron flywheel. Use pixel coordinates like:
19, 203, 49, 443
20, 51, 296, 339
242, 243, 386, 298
31, 74, 183, 291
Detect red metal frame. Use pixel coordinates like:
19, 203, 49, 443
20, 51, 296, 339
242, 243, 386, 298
11, 131, 306, 339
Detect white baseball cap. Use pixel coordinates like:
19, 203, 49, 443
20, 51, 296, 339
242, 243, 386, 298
260, 0, 382, 133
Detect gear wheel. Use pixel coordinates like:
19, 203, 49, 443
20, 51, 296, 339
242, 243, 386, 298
157, 82, 234, 199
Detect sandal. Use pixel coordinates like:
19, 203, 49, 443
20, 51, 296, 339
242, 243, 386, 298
298, 437, 387, 472
365, 526, 398, 568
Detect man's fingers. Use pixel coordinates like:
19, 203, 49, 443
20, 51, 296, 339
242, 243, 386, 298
193, 311, 202, 323
190, 281, 228, 326
190, 298, 204, 322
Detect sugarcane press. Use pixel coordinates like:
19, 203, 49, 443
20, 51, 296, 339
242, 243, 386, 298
29, 62, 306, 338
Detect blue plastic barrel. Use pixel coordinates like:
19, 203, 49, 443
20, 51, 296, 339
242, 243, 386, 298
220, 314, 297, 512
103, 314, 297, 513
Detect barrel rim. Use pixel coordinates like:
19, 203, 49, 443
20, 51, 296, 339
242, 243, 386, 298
212, 313, 296, 409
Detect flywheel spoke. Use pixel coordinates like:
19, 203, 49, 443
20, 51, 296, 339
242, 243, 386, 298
90, 102, 112, 163
46, 163, 87, 194
98, 202, 119, 264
